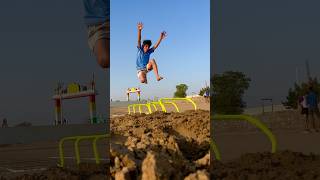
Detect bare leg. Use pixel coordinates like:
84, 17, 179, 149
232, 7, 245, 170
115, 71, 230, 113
147, 59, 163, 81
138, 71, 147, 84
310, 110, 316, 130
305, 112, 309, 130
316, 109, 320, 131
94, 38, 110, 69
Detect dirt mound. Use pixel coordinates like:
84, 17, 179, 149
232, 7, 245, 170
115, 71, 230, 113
110, 110, 210, 179
211, 150, 320, 180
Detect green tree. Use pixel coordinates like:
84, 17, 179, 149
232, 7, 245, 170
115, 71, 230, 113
283, 78, 320, 109
212, 71, 251, 114
174, 84, 188, 98
199, 86, 210, 96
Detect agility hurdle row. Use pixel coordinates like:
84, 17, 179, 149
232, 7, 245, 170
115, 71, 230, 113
211, 114, 277, 161
128, 104, 152, 114
58, 134, 110, 167
128, 98, 197, 114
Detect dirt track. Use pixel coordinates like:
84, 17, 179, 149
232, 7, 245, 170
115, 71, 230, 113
211, 150, 320, 180
0, 141, 108, 179
110, 110, 210, 179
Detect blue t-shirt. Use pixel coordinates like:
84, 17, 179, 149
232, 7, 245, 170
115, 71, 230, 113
307, 91, 318, 108
83, 0, 109, 26
136, 46, 154, 70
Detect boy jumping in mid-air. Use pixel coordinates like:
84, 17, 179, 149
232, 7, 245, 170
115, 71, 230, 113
136, 22, 167, 84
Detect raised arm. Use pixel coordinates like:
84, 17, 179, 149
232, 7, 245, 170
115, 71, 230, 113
152, 31, 167, 50
137, 22, 143, 48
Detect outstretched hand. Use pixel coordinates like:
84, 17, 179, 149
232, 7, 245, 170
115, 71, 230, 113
160, 31, 167, 39
137, 22, 143, 30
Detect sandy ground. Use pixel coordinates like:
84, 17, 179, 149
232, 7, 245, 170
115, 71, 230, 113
109, 97, 210, 179
0, 98, 209, 179
5, 100, 319, 179
0, 141, 108, 179
0, 124, 107, 144
212, 110, 320, 179
0, 124, 109, 180
211, 150, 320, 180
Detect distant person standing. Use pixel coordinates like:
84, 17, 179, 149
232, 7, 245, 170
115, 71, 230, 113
83, 0, 110, 69
203, 89, 210, 103
307, 87, 320, 132
127, 88, 130, 101
63, 118, 67, 125
299, 94, 309, 132
2, 118, 8, 128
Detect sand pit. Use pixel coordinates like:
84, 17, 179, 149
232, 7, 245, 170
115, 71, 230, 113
110, 110, 210, 179
211, 150, 320, 180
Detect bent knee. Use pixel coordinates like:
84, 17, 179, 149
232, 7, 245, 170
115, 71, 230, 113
94, 39, 110, 69
138, 74, 146, 82
140, 78, 147, 83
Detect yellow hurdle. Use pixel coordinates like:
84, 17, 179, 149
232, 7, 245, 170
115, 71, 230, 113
58, 134, 110, 167
148, 101, 166, 112
159, 98, 197, 113
127, 98, 198, 114
212, 115, 277, 161
163, 101, 180, 112
128, 104, 151, 114
211, 139, 221, 161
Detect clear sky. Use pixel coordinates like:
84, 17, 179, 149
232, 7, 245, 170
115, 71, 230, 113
0, 0, 107, 125
214, 0, 320, 107
110, 0, 210, 101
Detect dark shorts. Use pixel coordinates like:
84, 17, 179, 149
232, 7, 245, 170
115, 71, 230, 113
309, 106, 320, 117
309, 106, 319, 112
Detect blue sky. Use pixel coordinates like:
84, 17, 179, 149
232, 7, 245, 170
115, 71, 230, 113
110, 0, 210, 101
214, 0, 320, 107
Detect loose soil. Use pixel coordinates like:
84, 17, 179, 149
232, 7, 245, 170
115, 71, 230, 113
110, 110, 210, 179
